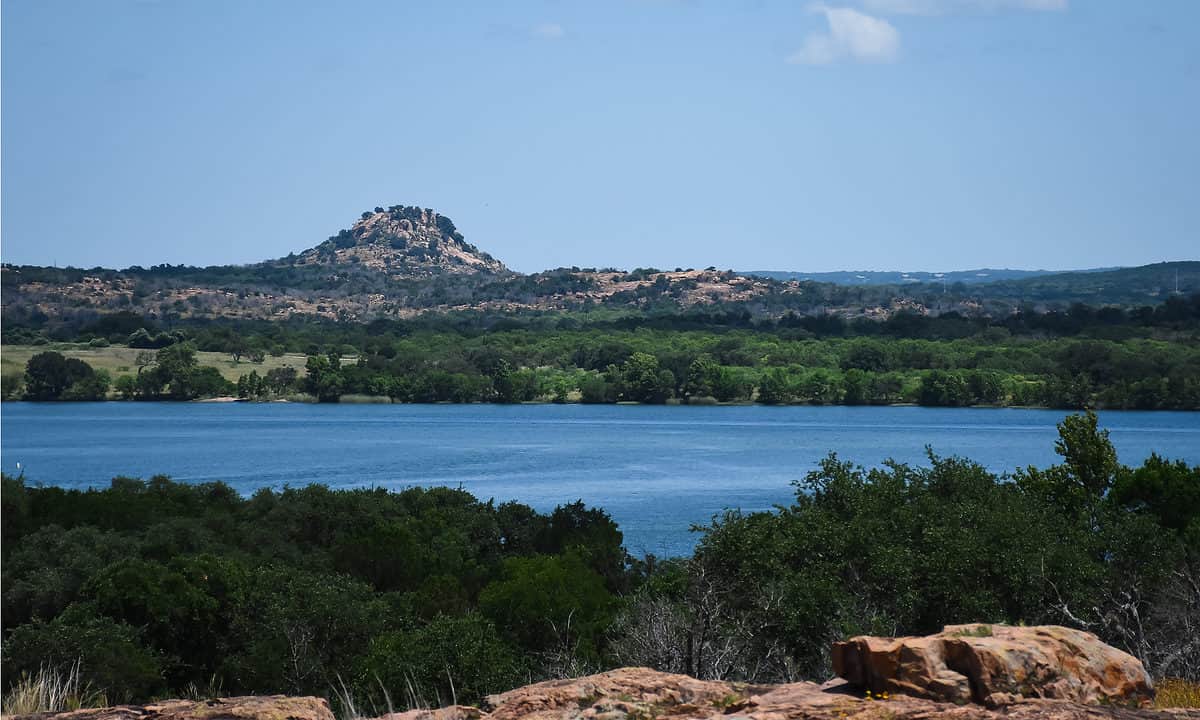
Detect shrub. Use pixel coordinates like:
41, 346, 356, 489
356, 614, 524, 709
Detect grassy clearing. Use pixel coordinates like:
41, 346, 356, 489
1, 662, 106, 716
1156, 678, 1200, 708
1, 343, 312, 383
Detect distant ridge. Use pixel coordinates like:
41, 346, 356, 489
1, 199, 1196, 326
741, 268, 1118, 286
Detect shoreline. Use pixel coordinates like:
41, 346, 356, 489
3, 397, 1197, 412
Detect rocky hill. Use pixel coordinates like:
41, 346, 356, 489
1, 204, 1196, 328
284, 205, 507, 277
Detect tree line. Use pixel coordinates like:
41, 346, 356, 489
9, 327, 1199, 409
4, 291, 1200, 350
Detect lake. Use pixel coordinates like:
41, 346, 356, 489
3, 403, 1198, 557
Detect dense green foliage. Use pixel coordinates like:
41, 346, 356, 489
2, 413, 1197, 709
610, 413, 1199, 682
10, 317, 1200, 408
5, 288, 1199, 407
1, 480, 629, 708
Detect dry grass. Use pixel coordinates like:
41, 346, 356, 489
1, 343, 311, 384
1, 662, 106, 716
331, 674, 400, 720
1156, 678, 1200, 709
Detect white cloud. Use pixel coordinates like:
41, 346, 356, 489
532, 22, 565, 39
860, 0, 1066, 15
788, 5, 900, 65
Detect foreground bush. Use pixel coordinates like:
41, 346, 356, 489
613, 412, 1199, 682
1, 480, 627, 707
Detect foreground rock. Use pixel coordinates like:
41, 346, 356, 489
833, 624, 1154, 708
7, 696, 333, 720
381, 667, 1193, 720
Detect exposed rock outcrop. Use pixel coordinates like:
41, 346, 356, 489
379, 668, 1190, 720
291, 205, 507, 277
832, 624, 1155, 708
7, 629, 1185, 720
10, 670, 1193, 720
6, 695, 334, 720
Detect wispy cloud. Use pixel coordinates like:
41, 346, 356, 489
860, 0, 1066, 15
787, 5, 900, 65
532, 22, 565, 39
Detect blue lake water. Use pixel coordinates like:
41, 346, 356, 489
2, 403, 1198, 557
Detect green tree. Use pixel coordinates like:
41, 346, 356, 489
686, 357, 747, 402
23, 352, 95, 400
492, 359, 519, 403
1017, 411, 1120, 528
840, 341, 892, 372
842, 369, 870, 405
114, 375, 138, 400
1055, 410, 1119, 502
225, 566, 386, 695
61, 369, 111, 401
83, 556, 243, 689
756, 368, 791, 405
684, 356, 721, 399
357, 614, 524, 708
264, 367, 299, 395
620, 353, 673, 404
798, 369, 840, 404
1110, 453, 1200, 532
579, 374, 612, 404
1, 606, 164, 701
479, 553, 615, 662
304, 355, 344, 402
147, 343, 208, 400
227, 336, 250, 363
2, 526, 130, 630
968, 370, 1005, 405
918, 370, 971, 406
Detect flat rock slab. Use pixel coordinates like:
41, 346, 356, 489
832, 624, 1155, 708
6, 696, 334, 720
10, 669, 1194, 720
385, 668, 1194, 720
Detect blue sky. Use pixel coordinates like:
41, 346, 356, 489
2, 0, 1197, 273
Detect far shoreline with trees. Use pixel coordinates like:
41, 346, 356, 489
5, 330, 1198, 410
3, 291, 1197, 408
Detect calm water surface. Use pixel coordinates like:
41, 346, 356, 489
3, 403, 1198, 557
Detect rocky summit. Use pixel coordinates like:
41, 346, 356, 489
288, 205, 507, 277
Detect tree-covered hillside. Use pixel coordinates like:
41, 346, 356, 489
3, 206, 1195, 325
